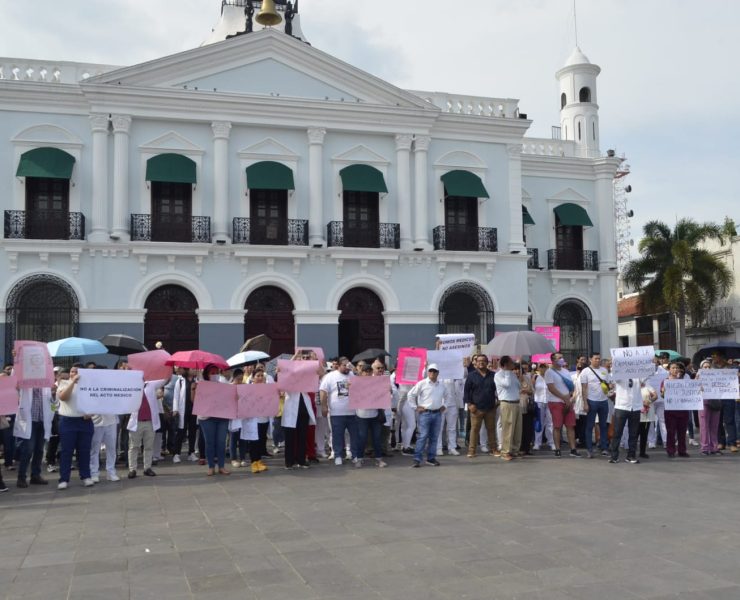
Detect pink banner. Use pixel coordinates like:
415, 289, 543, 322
532, 326, 560, 364
236, 383, 280, 418
192, 380, 237, 419
348, 375, 392, 410
0, 376, 19, 415
13, 341, 54, 389
295, 346, 325, 364
127, 349, 173, 382
396, 348, 427, 385
276, 359, 320, 392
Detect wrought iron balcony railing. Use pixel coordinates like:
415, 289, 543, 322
432, 226, 498, 252
326, 221, 400, 249
547, 249, 599, 271
4, 209, 85, 240
130, 214, 211, 243
527, 248, 539, 269
232, 217, 309, 246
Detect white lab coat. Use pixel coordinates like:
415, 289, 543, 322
127, 380, 165, 433
14, 387, 53, 441
281, 392, 316, 429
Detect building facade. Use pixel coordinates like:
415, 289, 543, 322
0, 1, 622, 364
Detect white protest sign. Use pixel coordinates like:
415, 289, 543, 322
663, 379, 703, 411
698, 369, 739, 400
76, 368, 145, 415
426, 349, 465, 380
610, 346, 656, 380
435, 333, 475, 355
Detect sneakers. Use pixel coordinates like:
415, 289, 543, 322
532, 445, 541, 451
108, 473, 121, 482
600, 449, 609, 457
0, 481, 7, 492
334, 457, 342, 466
730, 446, 739, 453
16, 479, 28, 489
608, 458, 618, 464
624, 456, 640, 464
128, 470, 137, 479
354, 459, 363, 469
554, 449, 562, 458
411, 460, 421, 468
569, 449, 582, 458
91, 475, 100, 484
251, 460, 268, 473
425, 458, 440, 466
639, 453, 650, 459
376, 459, 387, 468
47, 464, 58, 473
401, 447, 415, 456
173, 454, 181, 463
231, 460, 240, 468
57, 481, 68, 490
187, 453, 198, 462
689, 439, 699, 447
449, 448, 460, 456
143, 468, 156, 477
436, 449, 444, 456
83, 478, 95, 487
586, 451, 594, 459
467, 453, 475, 458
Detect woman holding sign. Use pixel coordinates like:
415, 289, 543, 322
662, 361, 691, 458
195, 364, 230, 476
281, 351, 319, 470
696, 360, 722, 455
55, 364, 95, 489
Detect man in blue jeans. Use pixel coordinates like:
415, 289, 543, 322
407, 364, 448, 467
15, 387, 53, 487
579, 353, 612, 458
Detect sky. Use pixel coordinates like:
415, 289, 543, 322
1, 0, 739, 252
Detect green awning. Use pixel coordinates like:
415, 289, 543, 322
246, 161, 295, 190
522, 206, 535, 225
441, 169, 489, 198
16, 147, 75, 179
340, 164, 388, 194
145, 153, 197, 184
554, 203, 593, 227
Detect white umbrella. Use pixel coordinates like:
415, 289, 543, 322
483, 330, 556, 358
227, 350, 270, 368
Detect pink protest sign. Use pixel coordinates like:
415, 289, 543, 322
276, 359, 320, 392
348, 375, 392, 410
295, 346, 325, 364
13, 341, 54, 388
531, 326, 560, 364
396, 348, 427, 385
192, 380, 237, 419
128, 349, 173, 382
236, 383, 280, 418
0, 376, 19, 415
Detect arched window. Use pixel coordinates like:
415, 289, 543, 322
438, 282, 495, 345
553, 299, 592, 366
338, 288, 385, 359
560, 93, 567, 109
577, 122, 582, 141
579, 87, 591, 102
144, 285, 198, 353
244, 286, 295, 357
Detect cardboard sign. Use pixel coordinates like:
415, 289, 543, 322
236, 383, 280, 418
610, 346, 656, 380
0, 376, 19, 414
13, 341, 55, 389
698, 369, 739, 400
426, 349, 465, 380
396, 348, 427, 385
76, 368, 145, 415
663, 379, 704, 411
348, 375, 392, 410
276, 360, 320, 392
531, 327, 560, 364
435, 333, 475, 355
192, 380, 238, 419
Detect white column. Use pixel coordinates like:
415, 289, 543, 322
111, 114, 132, 241
211, 121, 232, 243
395, 134, 413, 250
307, 127, 326, 247
594, 158, 620, 352
88, 114, 109, 243
507, 143, 526, 253
413, 135, 431, 250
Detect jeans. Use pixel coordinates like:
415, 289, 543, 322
356, 415, 383, 460
17, 421, 46, 480
721, 399, 737, 447
609, 409, 640, 460
414, 410, 443, 462
2, 415, 16, 467
59, 416, 94, 483
330, 414, 358, 460
199, 418, 229, 469
585, 400, 610, 452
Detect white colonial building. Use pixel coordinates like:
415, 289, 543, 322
0, 0, 622, 364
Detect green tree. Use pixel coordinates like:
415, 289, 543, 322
622, 219, 734, 356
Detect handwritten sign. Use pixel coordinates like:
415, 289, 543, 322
396, 348, 427, 385
435, 333, 475, 355
276, 360, 319, 392
663, 379, 703, 411
236, 383, 280, 418
348, 375, 392, 410
610, 346, 656, 380
532, 327, 560, 364
13, 341, 55, 388
0, 376, 19, 414
76, 368, 145, 415
127, 349, 173, 382
698, 369, 739, 400
192, 380, 238, 419
426, 349, 465, 380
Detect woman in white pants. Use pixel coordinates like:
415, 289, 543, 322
532, 364, 555, 450
396, 381, 416, 453
90, 414, 119, 482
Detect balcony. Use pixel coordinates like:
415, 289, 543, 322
547, 249, 599, 271
432, 226, 498, 252
326, 221, 400, 249
232, 217, 308, 246
527, 248, 539, 269
4, 209, 85, 240
686, 306, 735, 333
130, 214, 211, 243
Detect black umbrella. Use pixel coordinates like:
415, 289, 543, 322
692, 341, 740, 365
352, 348, 391, 363
99, 334, 147, 356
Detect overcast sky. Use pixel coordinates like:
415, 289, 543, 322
2, 0, 738, 250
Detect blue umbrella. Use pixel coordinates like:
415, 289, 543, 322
47, 337, 108, 357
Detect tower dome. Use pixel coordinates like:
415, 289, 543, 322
556, 47, 601, 158
202, 0, 307, 46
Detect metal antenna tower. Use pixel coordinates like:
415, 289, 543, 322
613, 156, 633, 272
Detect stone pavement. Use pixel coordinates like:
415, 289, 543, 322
1, 450, 739, 600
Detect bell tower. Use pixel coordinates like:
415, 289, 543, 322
556, 47, 601, 158
203, 0, 307, 46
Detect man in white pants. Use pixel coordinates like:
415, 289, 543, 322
90, 413, 120, 482
437, 377, 464, 455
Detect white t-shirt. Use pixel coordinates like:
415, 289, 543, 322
57, 379, 85, 417
319, 369, 352, 416
614, 379, 644, 411
544, 368, 572, 404
579, 366, 610, 402
533, 373, 548, 404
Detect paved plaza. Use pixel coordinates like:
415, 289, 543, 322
1, 450, 738, 600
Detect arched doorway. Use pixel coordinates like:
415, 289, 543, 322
244, 286, 295, 358
553, 299, 592, 366
438, 282, 495, 346
338, 288, 384, 360
5, 274, 79, 361
144, 285, 198, 354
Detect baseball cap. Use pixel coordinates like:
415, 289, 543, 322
427, 363, 439, 372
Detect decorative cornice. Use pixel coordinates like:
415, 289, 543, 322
307, 127, 326, 145
89, 113, 109, 132
211, 120, 232, 139
111, 114, 132, 133
395, 134, 413, 152
414, 135, 431, 152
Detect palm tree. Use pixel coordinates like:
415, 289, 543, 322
622, 219, 734, 356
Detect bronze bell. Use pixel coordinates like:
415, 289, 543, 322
255, 0, 283, 27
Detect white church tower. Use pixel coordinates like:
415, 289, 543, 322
202, 0, 307, 46
556, 47, 601, 158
